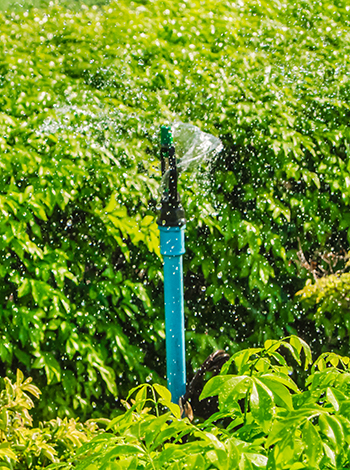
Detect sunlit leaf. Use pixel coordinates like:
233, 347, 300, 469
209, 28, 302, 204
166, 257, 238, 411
302, 420, 323, 467
250, 379, 275, 432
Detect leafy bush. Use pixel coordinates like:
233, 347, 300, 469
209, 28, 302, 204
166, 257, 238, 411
48, 336, 350, 470
0, 0, 111, 11
0, 370, 100, 469
0, 2, 165, 419
1, 0, 350, 419
2, 340, 350, 469
297, 254, 350, 350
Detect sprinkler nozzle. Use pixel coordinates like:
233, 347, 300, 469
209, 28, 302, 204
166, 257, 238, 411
158, 125, 186, 227
161, 125, 173, 147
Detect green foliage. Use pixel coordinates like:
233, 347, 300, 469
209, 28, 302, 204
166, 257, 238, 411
46, 337, 350, 469
0, 1, 165, 418
2, 340, 350, 469
1, 0, 350, 419
0, 370, 100, 469
0, 0, 111, 11
296, 257, 350, 349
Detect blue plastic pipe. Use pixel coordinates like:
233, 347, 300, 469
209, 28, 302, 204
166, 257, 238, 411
159, 225, 186, 404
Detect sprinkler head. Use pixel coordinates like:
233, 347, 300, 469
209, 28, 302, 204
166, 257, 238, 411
158, 125, 186, 227
161, 125, 173, 147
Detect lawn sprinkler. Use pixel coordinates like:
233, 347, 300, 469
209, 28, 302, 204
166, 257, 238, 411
157, 123, 223, 405
157, 125, 186, 405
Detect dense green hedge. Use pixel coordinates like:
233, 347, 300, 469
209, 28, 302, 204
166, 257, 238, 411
1, 0, 350, 419
0, 0, 111, 11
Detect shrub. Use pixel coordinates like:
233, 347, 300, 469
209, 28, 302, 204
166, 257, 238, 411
55, 336, 350, 469
0, 370, 100, 469
297, 256, 350, 351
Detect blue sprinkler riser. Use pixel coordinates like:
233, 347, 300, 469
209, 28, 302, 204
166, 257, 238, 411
159, 225, 186, 405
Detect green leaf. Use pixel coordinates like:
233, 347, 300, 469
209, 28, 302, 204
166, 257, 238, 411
260, 373, 300, 394
135, 385, 148, 412
153, 383, 171, 402
182, 452, 206, 469
157, 441, 209, 467
152, 419, 190, 450
250, 379, 275, 432
301, 420, 323, 466
260, 377, 294, 410
326, 387, 340, 412
318, 414, 344, 451
264, 339, 281, 353
32, 352, 61, 384
144, 413, 172, 449
126, 384, 150, 401
266, 408, 325, 447
17, 278, 30, 298
200, 375, 251, 412
95, 364, 117, 396
0, 442, 17, 461
222, 349, 262, 375
323, 442, 337, 468
159, 398, 181, 419
100, 444, 145, 465
239, 454, 255, 470
290, 336, 313, 370
245, 453, 268, 468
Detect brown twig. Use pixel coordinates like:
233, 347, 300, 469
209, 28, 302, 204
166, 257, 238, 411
293, 238, 349, 280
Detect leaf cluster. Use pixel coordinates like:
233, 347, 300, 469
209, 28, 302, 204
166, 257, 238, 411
0, 370, 100, 469
47, 336, 350, 470
297, 262, 350, 348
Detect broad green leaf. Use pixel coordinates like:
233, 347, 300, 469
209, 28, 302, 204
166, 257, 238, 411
153, 383, 171, 402
264, 339, 281, 353
273, 432, 304, 468
158, 398, 181, 419
200, 375, 251, 412
267, 351, 290, 371
183, 453, 206, 469
266, 408, 325, 447
225, 439, 241, 469
250, 379, 275, 432
301, 420, 323, 467
0, 442, 17, 461
135, 385, 148, 412
289, 336, 312, 370
318, 414, 344, 451
322, 442, 336, 468
326, 387, 340, 412
245, 453, 268, 468
144, 413, 172, 449
239, 454, 255, 470
260, 373, 300, 393
152, 419, 191, 450
100, 444, 145, 465
260, 377, 293, 410
200, 375, 231, 400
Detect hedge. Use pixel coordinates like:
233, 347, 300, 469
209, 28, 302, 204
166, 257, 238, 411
0, 0, 350, 418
